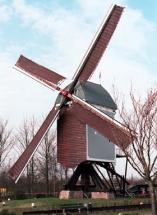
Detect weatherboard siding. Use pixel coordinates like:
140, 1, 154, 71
57, 106, 86, 167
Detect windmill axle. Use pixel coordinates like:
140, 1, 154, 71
60, 89, 69, 97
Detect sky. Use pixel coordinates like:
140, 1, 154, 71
1, 0, 157, 176
1, 0, 157, 128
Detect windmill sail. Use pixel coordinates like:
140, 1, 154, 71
9, 107, 59, 183
15, 55, 65, 89
70, 95, 131, 149
72, 5, 123, 85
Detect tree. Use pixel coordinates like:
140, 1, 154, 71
37, 130, 57, 196
15, 117, 37, 195
118, 87, 157, 215
0, 119, 12, 169
57, 164, 69, 190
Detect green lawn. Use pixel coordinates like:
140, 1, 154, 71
0, 197, 151, 215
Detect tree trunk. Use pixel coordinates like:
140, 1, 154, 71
53, 175, 56, 197
26, 165, 31, 194
45, 153, 49, 196
148, 180, 156, 215
30, 158, 34, 196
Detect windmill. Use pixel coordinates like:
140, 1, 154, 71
9, 5, 131, 196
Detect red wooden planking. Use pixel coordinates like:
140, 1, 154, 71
9, 106, 59, 182
57, 107, 86, 168
70, 97, 131, 149
15, 55, 66, 88
73, 5, 123, 82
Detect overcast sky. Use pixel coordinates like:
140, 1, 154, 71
1, 0, 157, 177
1, 0, 157, 128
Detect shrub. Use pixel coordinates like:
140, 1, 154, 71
0, 210, 16, 215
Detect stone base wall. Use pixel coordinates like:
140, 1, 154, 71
91, 192, 114, 199
59, 190, 114, 199
59, 190, 83, 199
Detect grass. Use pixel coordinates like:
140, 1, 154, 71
0, 197, 152, 215
95, 211, 151, 215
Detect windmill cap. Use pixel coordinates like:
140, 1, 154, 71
74, 81, 117, 111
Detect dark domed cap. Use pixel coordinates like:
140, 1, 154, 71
74, 81, 117, 111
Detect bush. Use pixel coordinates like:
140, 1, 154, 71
15, 191, 26, 200
0, 210, 16, 215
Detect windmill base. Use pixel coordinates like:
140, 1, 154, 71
64, 161, 128, 197
59, 190, 114, 199
59, 190, 83, 199
91, 192, 114, 199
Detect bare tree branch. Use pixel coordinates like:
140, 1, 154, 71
117, 86, 157, 215
0, 119, 12, 168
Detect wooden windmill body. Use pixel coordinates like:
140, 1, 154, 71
9, 5, 131, 195
57, 81, 117, 168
